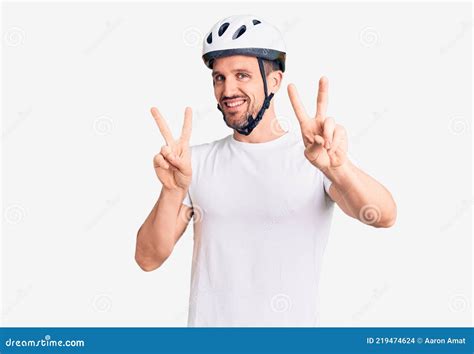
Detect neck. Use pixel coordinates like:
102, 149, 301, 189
233, 105, 287, 143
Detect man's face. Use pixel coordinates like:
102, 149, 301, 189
212, 55, 265, 130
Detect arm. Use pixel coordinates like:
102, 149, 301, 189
135, 189, 192, 272
288, 77, 397, 228
324, 160, 397, 228
135, 106, 193, 271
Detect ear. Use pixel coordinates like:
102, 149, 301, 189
268, 70, 283, 93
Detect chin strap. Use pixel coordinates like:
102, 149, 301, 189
217, 57, 274, 136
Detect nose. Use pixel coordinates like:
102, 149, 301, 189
221, 77, 240, 99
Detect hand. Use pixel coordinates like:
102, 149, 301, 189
288, 77, 348, 171
150, 106, 192, 192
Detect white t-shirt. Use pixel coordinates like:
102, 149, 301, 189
182, 129, 335, 327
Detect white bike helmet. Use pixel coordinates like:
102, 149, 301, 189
202, 14, 286, 72
202, 15, 287, 136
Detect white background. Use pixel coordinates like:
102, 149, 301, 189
2, 2, 472, 326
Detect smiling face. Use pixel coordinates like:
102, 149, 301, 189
212, 55, 271, 131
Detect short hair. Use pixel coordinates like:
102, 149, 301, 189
262, 59, 282, 76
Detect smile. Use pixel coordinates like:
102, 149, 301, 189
223, 99, 246, 108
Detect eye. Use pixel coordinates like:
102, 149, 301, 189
237, 72, 249, 80
214, 74, 224, 82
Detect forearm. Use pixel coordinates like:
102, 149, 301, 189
135, 187, 187, 270
323, 160, 397, 228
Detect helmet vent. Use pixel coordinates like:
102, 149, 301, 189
206, 32, 212, 44
218, 22, 230, 36
252, 19, 261, 25
232, 25, 247, 39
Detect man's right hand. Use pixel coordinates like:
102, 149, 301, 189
150, 106, 193, 193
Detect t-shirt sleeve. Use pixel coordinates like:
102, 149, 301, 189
181, 145, 195, 208
323, 174, 333, 195
182, 189, 192, 207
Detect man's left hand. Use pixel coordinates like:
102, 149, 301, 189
288, 77, 348, 172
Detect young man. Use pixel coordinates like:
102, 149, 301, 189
135, 15, 397, 326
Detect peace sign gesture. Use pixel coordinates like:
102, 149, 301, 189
150, 106, 193, 192
288, 77, 348, 171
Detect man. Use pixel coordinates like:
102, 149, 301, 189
135, 15, 397, 326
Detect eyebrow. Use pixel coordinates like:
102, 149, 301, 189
212, 68, 252, 77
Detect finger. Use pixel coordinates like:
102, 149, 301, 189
328, 125, 344, 155
315, 76, 329, 119
160, 145, 173, 160
287, 83, 309, 125
165, 153, 188, 172
154, 153, 169, 170
322, 117, 335, 149
305, 135, 325, 163
160, 145, 186, 171
180, 107, 193, 145
314, 134, 325, 146
150, 107, 175, 146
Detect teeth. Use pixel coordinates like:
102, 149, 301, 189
225, 100, 245, 108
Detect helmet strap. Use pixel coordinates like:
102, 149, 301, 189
217, 57, 274, 136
